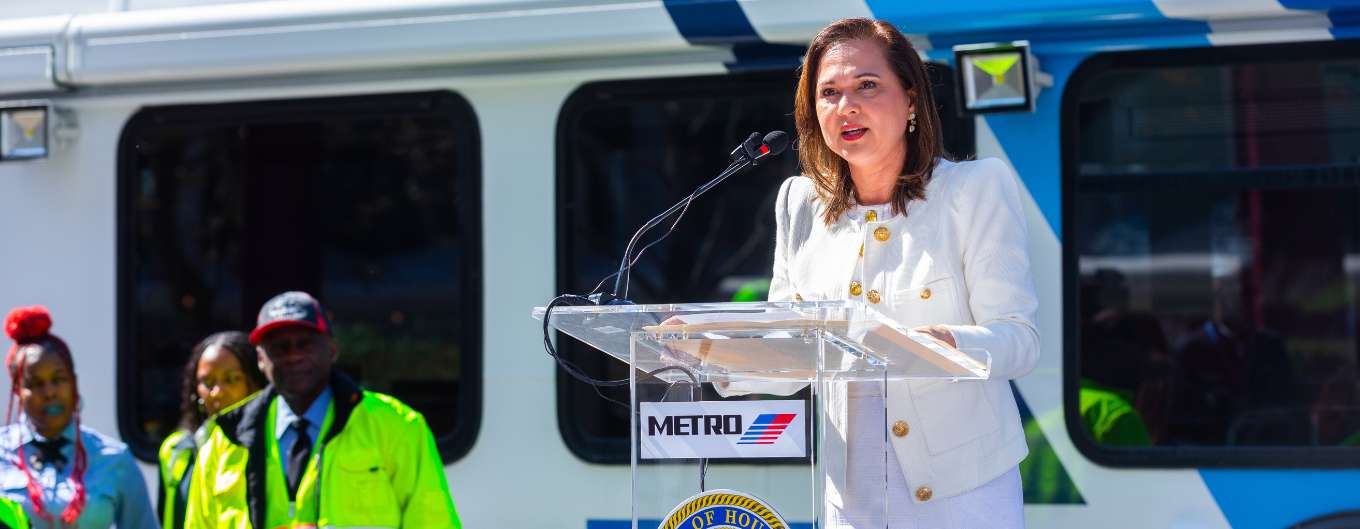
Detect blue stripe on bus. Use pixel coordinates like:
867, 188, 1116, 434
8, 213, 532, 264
863, 0, 1175, 35
1291, 1, 1360, 40
661, 0, 804, 71
1279, 0, 1360, 10
922, 21, 1212, 54
1200, 469, 1360, 529
979, 52, 1088, 235
1277, 0, 1359, 40
662, 0, 763, 46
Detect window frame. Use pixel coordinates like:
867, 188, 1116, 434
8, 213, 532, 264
115, 91, 483, 463
1061, 40, 1360, 468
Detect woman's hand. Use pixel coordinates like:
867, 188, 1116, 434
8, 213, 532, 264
912, 325, 957, 348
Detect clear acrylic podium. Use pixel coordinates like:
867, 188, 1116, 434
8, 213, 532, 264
533, 300, 990, 529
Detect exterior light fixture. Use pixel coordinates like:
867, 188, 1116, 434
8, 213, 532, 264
954, 41, 1042, 114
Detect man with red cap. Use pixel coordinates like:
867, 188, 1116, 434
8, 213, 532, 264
186, 291, 461, 529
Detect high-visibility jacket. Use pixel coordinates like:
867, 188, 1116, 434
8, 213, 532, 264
158, 429, 195, 529
0, 496, 27, 529
1079, 379, 1151, 447
161, 402, 250, 529
184, 372, 460, 529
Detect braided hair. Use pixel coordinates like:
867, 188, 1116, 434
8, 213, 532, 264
4, 306, 87, 526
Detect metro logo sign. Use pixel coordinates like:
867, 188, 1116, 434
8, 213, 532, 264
640, 400, 806, 459
737, 414, 797, 445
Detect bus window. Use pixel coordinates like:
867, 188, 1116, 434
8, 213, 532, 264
1067, 42, 1360, 465
117, 92, 481, 462
556, 67, 974, 463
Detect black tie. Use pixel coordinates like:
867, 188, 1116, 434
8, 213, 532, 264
286, 418, 312, 499
30, 437, 68, 470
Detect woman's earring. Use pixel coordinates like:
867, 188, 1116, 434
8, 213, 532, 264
909, 112, 918, 134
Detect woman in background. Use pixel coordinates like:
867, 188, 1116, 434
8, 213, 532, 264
1, 305, 158, 529
158, 331, 266, 529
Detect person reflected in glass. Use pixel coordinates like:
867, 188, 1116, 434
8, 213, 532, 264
0, 305, 158, 529
1171, 277, 1296, 445
1078, 269, 1160, 446
158, 331, 267, 529
767, 18, 1039, 529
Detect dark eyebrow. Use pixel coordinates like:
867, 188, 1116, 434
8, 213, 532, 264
821, 72, 881, 86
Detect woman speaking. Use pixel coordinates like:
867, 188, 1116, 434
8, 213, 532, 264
774, 18, 1039, 529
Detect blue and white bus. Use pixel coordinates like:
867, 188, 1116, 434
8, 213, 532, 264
1, 1, 1358, 527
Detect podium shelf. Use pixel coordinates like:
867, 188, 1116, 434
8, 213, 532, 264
533, 300, 989, 383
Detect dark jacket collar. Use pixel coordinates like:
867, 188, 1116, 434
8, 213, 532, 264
216, 370, 364, 447
212, 370, 365, 529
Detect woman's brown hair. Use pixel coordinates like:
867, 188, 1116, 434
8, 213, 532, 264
794, 17, 950, 225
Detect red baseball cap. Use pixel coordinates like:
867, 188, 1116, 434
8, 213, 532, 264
248, 291, 333, 345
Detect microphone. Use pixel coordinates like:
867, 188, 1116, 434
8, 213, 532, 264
729, 132, 762, 163
729, 131, 789, 166
754, 131, 789, 165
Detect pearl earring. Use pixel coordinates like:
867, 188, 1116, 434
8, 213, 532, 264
909, 112, 917, 134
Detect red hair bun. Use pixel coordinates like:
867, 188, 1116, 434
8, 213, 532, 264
4, 306, 52, 343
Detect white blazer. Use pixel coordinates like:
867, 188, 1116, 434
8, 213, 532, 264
770, 157, 1040, 503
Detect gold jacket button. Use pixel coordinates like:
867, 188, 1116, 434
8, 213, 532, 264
849, 281, 863, 296
866, 290, 881, 304
865, 210, 877, 222
892, 420, 909, 437
920, 288, 932, 300
915, 486, 933, 502
874, 226, 890, 242
858, 244, 864, 257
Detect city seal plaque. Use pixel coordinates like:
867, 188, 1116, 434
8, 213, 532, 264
658, 489, 788, 529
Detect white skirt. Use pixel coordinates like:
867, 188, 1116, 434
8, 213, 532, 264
826, 383, 1025, 529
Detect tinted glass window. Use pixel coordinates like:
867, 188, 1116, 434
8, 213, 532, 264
557, 68, 974, 463
118, 92, 481, 461
1069, 45, 1360, 459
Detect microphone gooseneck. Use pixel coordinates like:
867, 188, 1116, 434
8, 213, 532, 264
611, 131, 789, 299
541, 131, 791, 398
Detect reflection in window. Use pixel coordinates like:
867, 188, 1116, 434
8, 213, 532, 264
119, 92, 481, 461
557, 68, 974, 463
1073, 50, 1360, 449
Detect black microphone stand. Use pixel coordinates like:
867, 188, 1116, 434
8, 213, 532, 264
608, 132, 765, 301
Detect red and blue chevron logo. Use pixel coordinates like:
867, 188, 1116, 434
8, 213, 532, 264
736, 413, 797, 445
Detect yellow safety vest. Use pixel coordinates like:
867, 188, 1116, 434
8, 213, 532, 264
158, 429, 193, 529
0, 496, 27, 529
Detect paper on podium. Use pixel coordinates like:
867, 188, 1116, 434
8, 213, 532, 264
641, 310, 985, 380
